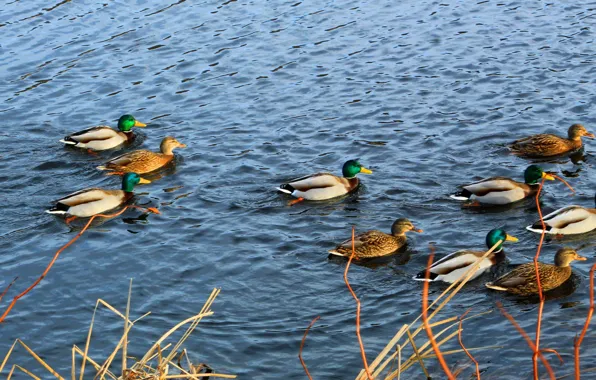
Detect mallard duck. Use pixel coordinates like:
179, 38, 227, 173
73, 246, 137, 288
46, 173, 150, 223
277, 159, 372, 204
413, 228, 518, 283
60, 114, 147, 151
97, 136, 186, 175
450, 165, 555, 205
328, 218, 422, 259
526, 193, 596, 235
509, 124, 594, 157
485, 248, 586, 296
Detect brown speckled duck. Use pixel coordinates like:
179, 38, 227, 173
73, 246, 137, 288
509, 124, 594, 157
485, 248, 586, 296
328, 218, 422, 259
97, 136, 186, 175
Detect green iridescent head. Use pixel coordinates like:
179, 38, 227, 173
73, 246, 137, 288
486, 228, 518, 252
117, 114, 146, 132
121, 172, 151, 192
524, 165, 554, 185
342, 159, 373, 178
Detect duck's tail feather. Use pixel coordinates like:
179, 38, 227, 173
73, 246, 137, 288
328, 249, 347, 257
526, 223, 553, 234
59, 138, 77, 145
485, 282, 508, 291
412, 271, 439, 282
450, 188, 472, 201
277, 184, 295, 194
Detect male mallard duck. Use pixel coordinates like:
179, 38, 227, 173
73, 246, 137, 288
526, 193, 596, 235
60, 114, 147, 151
328, 218, 422, 259
485, 248, 586, 296
277, 159, 372, 204
450, 165, 555, 206
46, 173, 150, 223
509, 124, 594, 157
413, 228, 518, 283
97, 136, 186, 174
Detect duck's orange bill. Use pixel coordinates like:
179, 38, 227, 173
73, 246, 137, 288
576, 255, 588, 261
360, 167, 373, 174
412, 228, 423, 233
506, 234, 518, 242
134, 120, 147, 127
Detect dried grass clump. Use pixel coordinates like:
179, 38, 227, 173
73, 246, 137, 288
0, 284, 235, 379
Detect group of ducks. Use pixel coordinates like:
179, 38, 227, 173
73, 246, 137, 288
276, 124, 595, 296
44, 117, 594, 297
46, 115, 186, 223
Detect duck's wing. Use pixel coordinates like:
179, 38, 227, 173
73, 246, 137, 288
527, 206, 596, 234
287, 173, 341, 191
64, 126, 118, 143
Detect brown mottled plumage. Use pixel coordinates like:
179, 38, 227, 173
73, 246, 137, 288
485, 248, 586, 296
509, 124, 594, 157
98, 136, 186, 174
328, 218, 422, 259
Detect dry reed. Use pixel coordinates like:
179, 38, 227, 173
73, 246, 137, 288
0, 282, 235, 379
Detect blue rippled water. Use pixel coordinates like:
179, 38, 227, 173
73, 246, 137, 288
1, 0, 595, 378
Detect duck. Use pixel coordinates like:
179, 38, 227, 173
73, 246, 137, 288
450, 165, 555, 206
509, 124, 594, 158
328, 218, 422, 259
60, 114, 147, 151
97, 136, 186, 175
485, 248, 586, 296
277, 159, 372, 205
526, 193, 596, 235
46, 172, 150, 223
413, 228, 518, 284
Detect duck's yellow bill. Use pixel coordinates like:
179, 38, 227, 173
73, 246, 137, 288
360, 167, 373, 174
576, 255, 588, 261
506, 234, 518, 242
134, 121, 147, 127
139, 177, 151, 184
542, 172, 555, 181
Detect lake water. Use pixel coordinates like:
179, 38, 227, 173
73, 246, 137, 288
1, 0, 595, 378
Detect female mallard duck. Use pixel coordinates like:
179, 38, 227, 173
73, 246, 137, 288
328, 218, 422, 259
509, 124, 594, 157
413, 228, 518, 283
97, 136, 186, 174
60, 114, 147, 151
485, 248, 586, 296
277, 159, 372, 204
450, 165, 555, 206
46, 173, 150, 223
526, 193, 596, 235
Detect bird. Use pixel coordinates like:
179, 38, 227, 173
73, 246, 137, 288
277, 159, 372, 205
328, 218, 422, 259
450, 165, 555, 206
509, 124, 594, 157
46, 172, 150, 224
485, 248, 586, 296
97, 136, 186, 175
60, 114, 147, 151
526, 193, 596, 235
413, 228, 518, 284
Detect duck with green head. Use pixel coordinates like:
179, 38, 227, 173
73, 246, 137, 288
450, 165, 555, 206
413, 228, 518, 284
277, 159, 372, 205
526, 193, 596, 235
60, 114, 147, 151
46, 172, 150, 223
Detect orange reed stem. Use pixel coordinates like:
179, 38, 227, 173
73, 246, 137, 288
496, 302, 556, 380
574, 263, 596, 379
532, 178, 547, 379
422, 250, 455, 380
344, 226, 373, 380
299, 316, 320, 380
552, 174, 575, 194
458, 308, 480, 380
0, 277, 18, 304
0, 205, 158, 323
